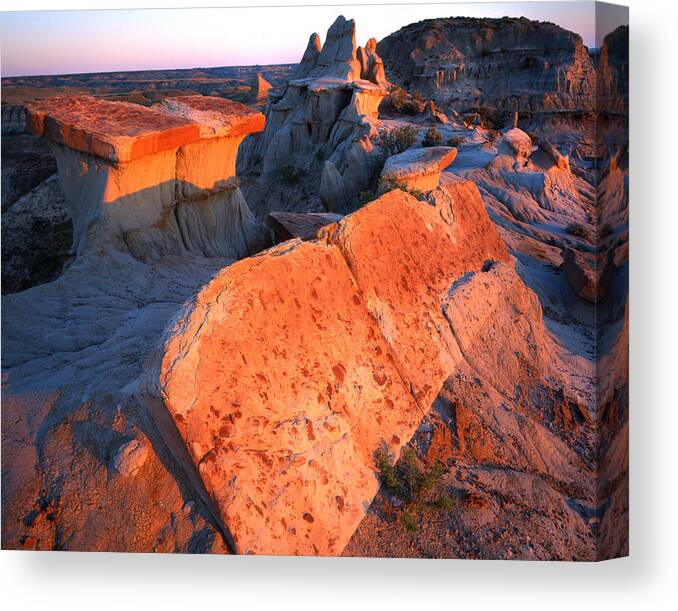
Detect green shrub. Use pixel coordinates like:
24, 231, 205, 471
377, 177, 423, 200
401, 511, 419, 532
447, 136, 464, 147
433, 493, 456, 512
387, 87, 422, 115
422, 126, 443, 147
379, 125, 418, 154
373, 444, 451, 531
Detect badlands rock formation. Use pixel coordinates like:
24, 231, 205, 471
239, 16, 390, 216
377, 17, 596, 112
2, 94, 269, 552
141, 182, 509, 555
380, 146, 457, 191
1, 104, 27, 134
596, 26, 629, 113
252, 72, 273, 102
1, 15, 628, 560
26, 95, 269, 259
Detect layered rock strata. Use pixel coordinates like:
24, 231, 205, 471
377, 17, 597, 112
26, 95, 268, 259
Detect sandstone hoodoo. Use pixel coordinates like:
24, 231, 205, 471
239, 16, 390, 216
380, 146, 457, 192
26, 94, 269, 259
252, 72, 273, 102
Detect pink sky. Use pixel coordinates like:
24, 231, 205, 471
1, 3, 627, 77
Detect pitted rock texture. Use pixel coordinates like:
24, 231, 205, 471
141, 181, 510, 556
345, 259, 597, 560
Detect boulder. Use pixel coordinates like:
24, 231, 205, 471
423, 100, 449, 124
503, 127, 534, 159
141, 180, 510, 556
380, 146, 457, 192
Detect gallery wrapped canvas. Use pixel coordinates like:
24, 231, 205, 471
0, 1, 628, 560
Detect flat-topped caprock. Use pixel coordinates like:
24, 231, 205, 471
26, 94, 268, 260
380, 146, 458, 192
26, 94, 265, 163
26, 95, 202, 164
155, 95, 266, 139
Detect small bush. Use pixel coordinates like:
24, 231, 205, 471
566, 222, 590, 240
379, 125, 418, 154
354, 189, 377, 208
433, 493, 455, 512
422, 126, 443, 147
447, 136, 465, 147
278, 165, 300, 185
401, 511, 419, 532
401, 100, 421, 115
387, 87, 423, 115
373, 445, 451, 532
377, 177, 423, 200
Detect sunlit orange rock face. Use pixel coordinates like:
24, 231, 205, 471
26, 95, 201, 163
380, 146, 458, 192
142, 181, 509, 556
24, 94, 268, 259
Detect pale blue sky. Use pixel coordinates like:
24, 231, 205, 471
0, 2, 627, 77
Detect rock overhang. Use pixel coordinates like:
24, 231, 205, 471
26, 94, 268, 259
381, 146, 458, 191
26, 94, 265, 164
